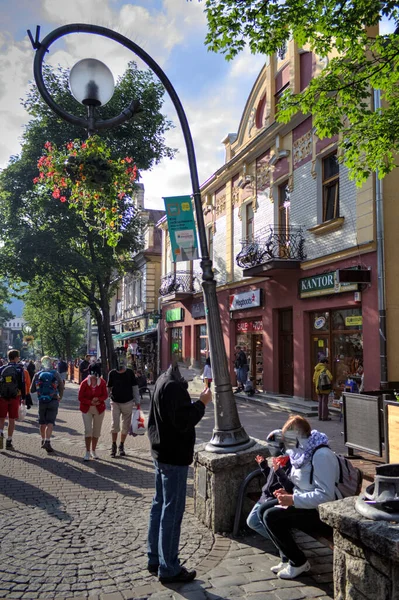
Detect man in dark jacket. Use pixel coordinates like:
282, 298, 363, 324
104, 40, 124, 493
147, 365, 212, 583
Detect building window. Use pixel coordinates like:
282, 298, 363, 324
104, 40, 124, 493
170, 327, 182, 362
322, 153, 339, 222
256, 94, 266, 129
278, 182, 290, 230
196, 324, 209, 367
277, 41, 287, 60
246, 203, 254, 242
207, 226, 213, 261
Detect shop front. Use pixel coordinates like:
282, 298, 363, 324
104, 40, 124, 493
165, 307, 184, 363
235, 319, 264, 391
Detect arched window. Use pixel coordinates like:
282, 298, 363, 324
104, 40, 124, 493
256, 94, 266, 129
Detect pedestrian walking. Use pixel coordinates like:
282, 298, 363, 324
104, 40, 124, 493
147, 364, 212, 583
107, 348, 140, 458
78, 371, 107, 461
202, 357, 213, 389
313, 356, 333, 421
30, 355, 64, 454
27, 360, 35, 381
0, 349, 26, 450
234, 345, 248, 392
79, 355, 91, 383
57, 357, 68, 391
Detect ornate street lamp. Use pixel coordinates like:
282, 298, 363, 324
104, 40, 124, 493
28, 24, 254, 453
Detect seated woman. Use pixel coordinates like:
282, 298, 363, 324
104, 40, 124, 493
262, 415, 340, 580
246, 429, 292, 539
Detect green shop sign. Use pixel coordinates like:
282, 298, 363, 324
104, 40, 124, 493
165, 308, 184, 322
299, 270, 358, 298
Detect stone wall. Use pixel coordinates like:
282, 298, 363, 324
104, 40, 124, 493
319, 497, 399, 600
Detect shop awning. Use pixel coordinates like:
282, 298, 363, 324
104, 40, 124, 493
112, 328, 157, 342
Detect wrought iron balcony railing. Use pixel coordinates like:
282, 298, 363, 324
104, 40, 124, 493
159, 270, 201, 297
236, 225, 306, 269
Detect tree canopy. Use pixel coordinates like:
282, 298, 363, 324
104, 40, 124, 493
199, 0, 399, 184
0, 61, 175, 371
0, 281, 13, 328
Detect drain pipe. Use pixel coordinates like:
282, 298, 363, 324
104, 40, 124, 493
374, 88, 388, 388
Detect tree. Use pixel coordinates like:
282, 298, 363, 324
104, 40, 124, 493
198, 0, 399, 184
0, 281, 13, 327
0, 62, 175, 373
23, 285, 86, 360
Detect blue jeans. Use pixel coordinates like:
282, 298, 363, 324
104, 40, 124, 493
147, 460, 189, 577
247, 502, 271, 538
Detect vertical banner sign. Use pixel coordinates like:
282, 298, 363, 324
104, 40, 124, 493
163, 195, 199, 262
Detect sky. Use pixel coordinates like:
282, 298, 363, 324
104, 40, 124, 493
0, 0, 267, 209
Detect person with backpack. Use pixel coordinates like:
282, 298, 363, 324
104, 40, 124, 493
261, 415, 341, 580
0, 349, 26, 450
313, 355, 333, 421
30, 355, 64, 454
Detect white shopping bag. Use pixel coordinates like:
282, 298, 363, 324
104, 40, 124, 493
129, 405, 146, 436
18, 404, 27, 422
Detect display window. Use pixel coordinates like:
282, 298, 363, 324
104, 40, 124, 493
170, 327, 182, 362
236, 320, 263, 391
310, 308, 363, 399
196, 324, 209, 366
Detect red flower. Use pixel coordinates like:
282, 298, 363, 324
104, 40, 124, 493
52, 188, 60, 199
33, 177, 40, 184
81, 143, 87, 149
44, 141, 52, 151
60, 196, 67, 203
125, 157, 133, 163
118, 192, 125, 200
66, 142, 74, 150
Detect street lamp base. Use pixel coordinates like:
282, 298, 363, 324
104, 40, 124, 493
205, 428, 257, 454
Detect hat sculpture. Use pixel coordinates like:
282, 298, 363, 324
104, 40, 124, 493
356, 463, 399, 522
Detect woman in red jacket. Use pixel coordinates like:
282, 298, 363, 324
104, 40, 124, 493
78, 372, 108, 461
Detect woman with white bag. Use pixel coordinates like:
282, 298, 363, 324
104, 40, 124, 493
78, 371, 107, 461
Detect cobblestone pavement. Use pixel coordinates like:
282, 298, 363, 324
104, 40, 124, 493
0, 383, 335, 600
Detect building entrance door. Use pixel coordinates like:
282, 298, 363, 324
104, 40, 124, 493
311, 334, 330, 400
279, 308, 293, 395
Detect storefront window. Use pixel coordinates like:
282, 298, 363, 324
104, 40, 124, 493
196, 324, 209, 366
310, 308, 363, 398
236, 320, 263, 391
170, 327, 182, 362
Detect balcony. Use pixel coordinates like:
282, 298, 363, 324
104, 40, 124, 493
236, 225, 306, 277
159, 270, 201, 299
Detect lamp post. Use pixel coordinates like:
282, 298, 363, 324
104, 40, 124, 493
28, 24, 254, 454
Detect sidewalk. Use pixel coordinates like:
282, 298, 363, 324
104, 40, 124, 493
0, 383, 334, 600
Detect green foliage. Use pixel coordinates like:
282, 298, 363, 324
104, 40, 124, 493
199, 0, 399, 184
23, 285, 85, 359
0, 61, 174, 368
0, 281, 13, 327
34, 136, 138, 246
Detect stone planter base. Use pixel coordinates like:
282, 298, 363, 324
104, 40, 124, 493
193, 438, 269, 533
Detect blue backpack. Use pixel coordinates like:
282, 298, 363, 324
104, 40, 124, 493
37, 370, 58, 403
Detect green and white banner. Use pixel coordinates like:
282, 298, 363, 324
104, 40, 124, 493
163, 195, 199, 262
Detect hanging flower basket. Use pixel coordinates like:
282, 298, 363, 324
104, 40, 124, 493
33, 136, 138, 246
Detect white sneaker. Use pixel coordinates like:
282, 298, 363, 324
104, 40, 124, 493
277, 561, 310, 579
270, 561, 286, 574
91, 451, 99, 459
83, 451, 91, 461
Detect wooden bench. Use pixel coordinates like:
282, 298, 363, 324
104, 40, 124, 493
234, 468, 334, 550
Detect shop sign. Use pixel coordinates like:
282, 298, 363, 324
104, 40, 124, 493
165, 308, 184, 322
345, 315, 363, 327
299, 271, 358, 298
236, 320, 263, 333
192, 302, 206, 319
229, 289, 261, 311
163, 195, 199, 262
314, 316, 326, 329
